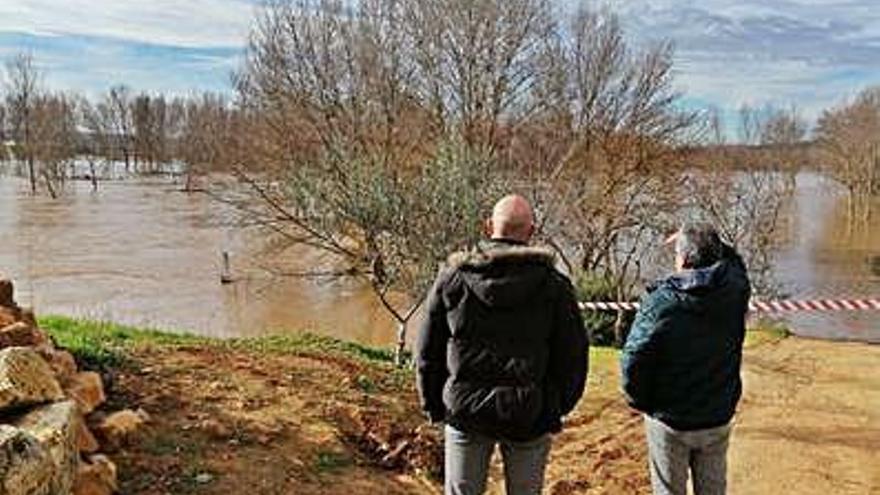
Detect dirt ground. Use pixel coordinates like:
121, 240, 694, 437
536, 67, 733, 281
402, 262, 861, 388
98, 336, 878, 494
729, 338, 880, 495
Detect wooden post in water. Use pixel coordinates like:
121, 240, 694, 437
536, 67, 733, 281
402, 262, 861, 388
220, 251, 233, 285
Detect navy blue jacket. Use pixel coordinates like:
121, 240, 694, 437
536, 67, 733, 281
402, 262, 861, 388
620, 245, 750, 430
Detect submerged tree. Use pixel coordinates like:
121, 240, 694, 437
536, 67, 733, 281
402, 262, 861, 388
816, 86, 880, 222
2, 53, 41, 193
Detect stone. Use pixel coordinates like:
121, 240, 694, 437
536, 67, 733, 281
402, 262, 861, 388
94, 409, 149, 450
36, 347, 78, 387
19, 308, 37, 329
195, 472, 214, 484
199, 418, 232, 440
0, 347, 64, 412
0, 306, 21, 329
76, 420, 99, 454
73, 454, 117, 495
65, 372, 106, 415
0, 425, 54, 495
13, 400, 80, 494
0, 322, 40, 349
0, 279, 13, 308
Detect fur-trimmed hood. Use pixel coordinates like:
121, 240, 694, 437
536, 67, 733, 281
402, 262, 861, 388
446, 240, 557, 308
447, 240, 556, 270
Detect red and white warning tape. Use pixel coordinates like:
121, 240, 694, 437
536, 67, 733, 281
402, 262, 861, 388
579, 299, 880, 312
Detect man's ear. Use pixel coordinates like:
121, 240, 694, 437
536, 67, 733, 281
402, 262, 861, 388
484, 218, 493, 237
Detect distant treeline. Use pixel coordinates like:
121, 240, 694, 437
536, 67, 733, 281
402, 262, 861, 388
0, 54, 251, 195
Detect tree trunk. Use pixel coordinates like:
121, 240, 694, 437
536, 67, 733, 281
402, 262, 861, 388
394, 321, 407, 367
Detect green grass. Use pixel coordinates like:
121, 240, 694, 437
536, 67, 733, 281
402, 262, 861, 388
745, 319, 790, 348
314, 451, 353, 473
38, 316, 204, 369
38, 315, 399, 371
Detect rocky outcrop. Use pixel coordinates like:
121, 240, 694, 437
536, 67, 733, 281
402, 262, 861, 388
0, 279, 127, 494
0, 347, 64, 411
0, 425, 54, 495
13, 401, 79, 493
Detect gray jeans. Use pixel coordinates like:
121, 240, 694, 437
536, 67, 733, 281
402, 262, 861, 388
644, 415, 732, 495
444, 424, 551, 495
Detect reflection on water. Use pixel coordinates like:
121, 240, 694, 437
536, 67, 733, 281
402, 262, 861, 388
774, 173, 879, 342
0, 172, 877, 344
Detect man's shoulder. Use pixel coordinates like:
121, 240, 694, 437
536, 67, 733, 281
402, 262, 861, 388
639, 281, 680, 315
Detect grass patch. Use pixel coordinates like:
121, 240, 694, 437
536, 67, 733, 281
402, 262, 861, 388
39, 315, 399, 372
314, 451, 352, 473
745, 319, 790, 348
224, 332, 395, 364
39, 316, 204, 369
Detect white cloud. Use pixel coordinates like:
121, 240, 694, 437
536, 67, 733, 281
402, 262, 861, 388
0, 0, 256, 48
600, 0, 880, 121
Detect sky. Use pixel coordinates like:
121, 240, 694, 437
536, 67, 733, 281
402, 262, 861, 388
1, 0, 879, 130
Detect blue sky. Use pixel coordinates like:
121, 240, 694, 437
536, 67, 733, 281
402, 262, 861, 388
2, 0, 880, 128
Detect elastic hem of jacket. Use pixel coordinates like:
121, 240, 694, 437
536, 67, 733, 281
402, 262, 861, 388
650, 415, 733, 432
446, 417, 559, 442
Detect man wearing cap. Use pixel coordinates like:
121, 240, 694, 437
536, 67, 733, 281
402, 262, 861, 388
621, 222, 751, 495
416, 194, 588, 495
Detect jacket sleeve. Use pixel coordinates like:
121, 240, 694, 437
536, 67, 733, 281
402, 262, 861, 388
548, 276, 589, 417
415, 270, 452, 422
620, 291, 668, 413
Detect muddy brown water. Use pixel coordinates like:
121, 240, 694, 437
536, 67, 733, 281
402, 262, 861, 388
0, 172, 877, 345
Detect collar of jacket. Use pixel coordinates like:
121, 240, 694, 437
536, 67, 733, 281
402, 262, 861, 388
447, 239, 555, 269
655, 260, 727, 293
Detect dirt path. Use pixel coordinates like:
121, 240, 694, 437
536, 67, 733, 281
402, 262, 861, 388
730, 338, 880, 495
89, 335, 878, 494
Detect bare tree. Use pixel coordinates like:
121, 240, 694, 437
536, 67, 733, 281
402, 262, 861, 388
514, 7, 699, 343
3, 53, 42, 193
29, 93, 78, 197
101, 85, 135, 172
79, 96, 115, 191
683, 105, 801, 297
816, 86, 880, 222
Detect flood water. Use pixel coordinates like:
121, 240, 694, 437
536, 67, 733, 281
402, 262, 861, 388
0, 171, 877, 344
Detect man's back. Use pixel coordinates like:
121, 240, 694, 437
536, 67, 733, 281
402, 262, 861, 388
416, 239, 587, 440
621, 244, 751, 430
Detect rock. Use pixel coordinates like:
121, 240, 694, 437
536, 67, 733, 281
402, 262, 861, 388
94, 409, 149, 450
0, 322, 40, 349
65, 372, 106, 415
199, 418, 232, 440
13, 400, 80, 494
76, 420, 99, 454
19, 308, 37, 329
0, 425, 54, 495
0, 306, 21, 329
0, 347, 64, 412
195, 472, 214, 484
73, 454, 117, 495
35, 347, 78, 387
0, 279, 13, 308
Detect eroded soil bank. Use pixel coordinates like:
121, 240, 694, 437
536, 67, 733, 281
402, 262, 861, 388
41, 318, 879, 494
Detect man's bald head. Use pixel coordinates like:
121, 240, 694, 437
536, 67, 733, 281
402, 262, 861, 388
487, 194, 535, 242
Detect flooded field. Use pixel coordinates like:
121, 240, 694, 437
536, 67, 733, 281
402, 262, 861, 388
0, 172, 877, 344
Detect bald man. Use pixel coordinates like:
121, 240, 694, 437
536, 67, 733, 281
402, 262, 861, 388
416, 195, 588, 495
